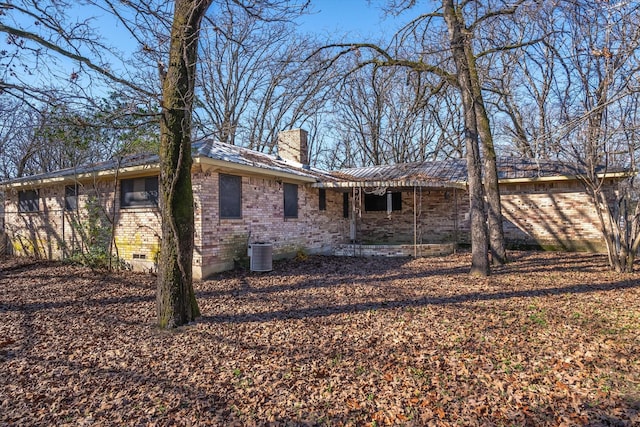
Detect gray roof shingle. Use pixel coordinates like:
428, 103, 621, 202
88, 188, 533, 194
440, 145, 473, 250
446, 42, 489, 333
0, 140, 333, 186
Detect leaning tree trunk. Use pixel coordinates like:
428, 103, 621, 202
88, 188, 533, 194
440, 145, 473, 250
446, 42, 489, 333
443, 0, 490, 276
157, 0, 212, 328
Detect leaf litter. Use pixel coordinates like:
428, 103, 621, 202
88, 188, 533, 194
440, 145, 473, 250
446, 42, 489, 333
0, 251, 638, 426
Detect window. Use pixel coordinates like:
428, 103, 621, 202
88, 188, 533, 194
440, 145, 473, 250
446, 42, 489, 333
364, 192, 402, 212
343, 192, 349, 218
65, 185, 78, 211
120, 176, 158, 208
219, 174, 242, 219
318, 188, 326, 211
18, 190, 39, 213
283, 183, 298, 218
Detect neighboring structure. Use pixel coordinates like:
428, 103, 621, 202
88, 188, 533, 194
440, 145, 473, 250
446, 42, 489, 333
0, 129, 626, 277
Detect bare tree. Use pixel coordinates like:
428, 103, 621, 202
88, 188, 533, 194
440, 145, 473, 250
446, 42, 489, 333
442, 0, 489, 275
0, 0, 310, 327
329, 62, 460, 168
0, 95, 158, 180
492, 0, 640, 271
483, 1, 562, 159
312, 0, 544, 274
195, 7, 334, 159
0, 100, 40, 179
156, 0, 212, 328
552, 1, 640, 272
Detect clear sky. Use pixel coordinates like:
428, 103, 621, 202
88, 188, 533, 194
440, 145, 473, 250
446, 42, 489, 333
297, 0, 412, 41
0, 1, 414, 96
301, 1, 386, 38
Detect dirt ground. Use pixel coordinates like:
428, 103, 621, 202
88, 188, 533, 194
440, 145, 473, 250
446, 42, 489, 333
0, 251, 639, 426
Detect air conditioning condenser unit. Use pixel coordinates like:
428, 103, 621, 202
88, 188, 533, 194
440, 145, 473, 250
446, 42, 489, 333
248, 242, 273, 272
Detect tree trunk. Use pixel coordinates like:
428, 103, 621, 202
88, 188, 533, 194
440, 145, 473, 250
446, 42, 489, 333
468, 66, 507, 265
157, 0, 212, 328
443, 0, 489, 276
459, 8, 507, 266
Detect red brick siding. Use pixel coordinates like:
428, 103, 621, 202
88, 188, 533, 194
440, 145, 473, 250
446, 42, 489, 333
499, 180, 607, 251
193, 168, 348, 276
354, 189, 468, 244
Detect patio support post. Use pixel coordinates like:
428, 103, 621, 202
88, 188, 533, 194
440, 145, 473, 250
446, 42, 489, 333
414, 186, 417, 258
454, 187, 458, 253
350, 187, 357, 256
61, 204, 65, 258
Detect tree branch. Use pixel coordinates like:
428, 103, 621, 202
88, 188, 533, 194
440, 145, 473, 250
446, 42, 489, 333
0, 23, 157, 98
477, 35, 547, 59
308, 42, 457, 86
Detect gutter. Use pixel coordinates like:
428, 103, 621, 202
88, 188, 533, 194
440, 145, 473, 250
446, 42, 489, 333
312, 180, 467, 190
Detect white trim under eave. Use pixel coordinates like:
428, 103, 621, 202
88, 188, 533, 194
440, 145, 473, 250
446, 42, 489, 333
497, 170, 632, 184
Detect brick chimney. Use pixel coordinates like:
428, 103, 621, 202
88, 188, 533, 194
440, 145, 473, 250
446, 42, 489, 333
278, 129, 308, 165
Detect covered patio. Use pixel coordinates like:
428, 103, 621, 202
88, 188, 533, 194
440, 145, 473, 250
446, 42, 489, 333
315, 160, 469, 257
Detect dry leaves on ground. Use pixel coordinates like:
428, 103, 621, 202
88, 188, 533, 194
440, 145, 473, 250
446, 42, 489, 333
0, 251, 639, 426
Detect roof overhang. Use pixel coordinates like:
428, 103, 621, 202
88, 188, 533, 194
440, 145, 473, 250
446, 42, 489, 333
0, 154, 320, 191
497, 170, 632, 184
0, 163, 160, 190
194, 156, 317, 183
312, 170, 632, 191
1, 158, 631, 191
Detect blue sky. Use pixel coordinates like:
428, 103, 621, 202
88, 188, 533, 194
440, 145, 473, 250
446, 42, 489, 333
299, 1, 412, 41
0, 1, 413, 96
301, 1, 386, 38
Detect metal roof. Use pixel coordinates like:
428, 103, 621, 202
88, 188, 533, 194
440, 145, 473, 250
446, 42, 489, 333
0, 152, 159, 186
317, 157, 624, 189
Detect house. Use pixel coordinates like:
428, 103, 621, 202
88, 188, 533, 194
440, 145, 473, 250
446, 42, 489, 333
0, 129, 625, 278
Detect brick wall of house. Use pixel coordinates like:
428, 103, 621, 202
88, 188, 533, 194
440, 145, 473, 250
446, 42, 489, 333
499, 180, 608, 251
193, 167, 348, 277
4, 185, 66, 259
3, 179, 162, 271
112, 205, 161, 273
3, 170, 348, 278
351, 180, 611, 252
2, 171, 615, 275
354, 188, 469, 245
